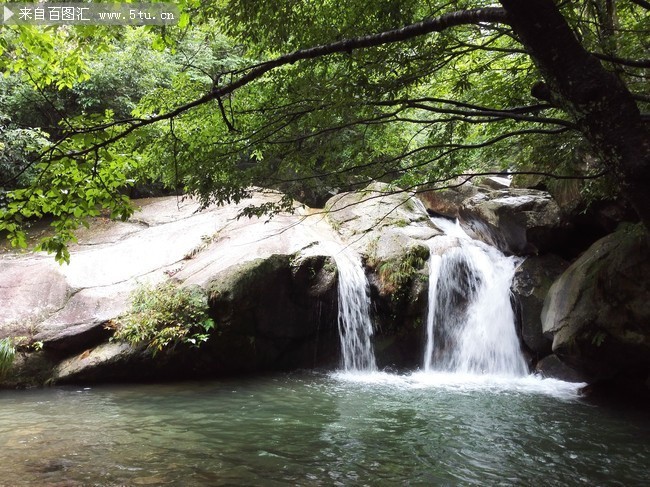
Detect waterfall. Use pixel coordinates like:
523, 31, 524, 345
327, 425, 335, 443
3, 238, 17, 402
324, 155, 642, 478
303, 242, 377, 372
423, 253, 442, 372
424, 217, 527, 376
332, 250, 377, 372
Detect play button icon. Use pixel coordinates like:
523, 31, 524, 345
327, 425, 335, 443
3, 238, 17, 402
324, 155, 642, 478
3, 6, 14, 22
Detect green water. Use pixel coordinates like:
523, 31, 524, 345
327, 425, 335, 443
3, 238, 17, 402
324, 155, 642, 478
0, 371, 648, 486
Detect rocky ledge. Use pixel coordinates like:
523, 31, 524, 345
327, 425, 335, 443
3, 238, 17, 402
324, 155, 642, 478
0, 185, 439, 386
1, 181, 648, 404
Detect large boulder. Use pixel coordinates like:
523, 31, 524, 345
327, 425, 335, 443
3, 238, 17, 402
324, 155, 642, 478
511, 170, 640, 258
419, 182, 567, 256
0, 351, 57, 388
0, 193, 344, 386
52, 342, 140, 383
418, 180, 481, 219
477, 175, 512, 190
459, 188, 565, 256
511, 254, 569, 358
325, 182, 438, 264
418, 175, 514, 219
205, 254, 340, 372
535, 354, 588, 383
542, 224, 650, 396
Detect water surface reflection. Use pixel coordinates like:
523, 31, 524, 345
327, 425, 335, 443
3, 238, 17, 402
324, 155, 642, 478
0, 372, 648, 485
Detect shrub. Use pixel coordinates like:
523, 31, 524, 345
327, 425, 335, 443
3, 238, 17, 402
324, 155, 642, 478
111, 281, 215, 354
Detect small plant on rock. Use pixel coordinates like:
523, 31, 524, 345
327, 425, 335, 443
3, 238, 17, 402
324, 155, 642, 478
378, 246, 428, 294
0, 338, 16, 380
111, 281, 215, 354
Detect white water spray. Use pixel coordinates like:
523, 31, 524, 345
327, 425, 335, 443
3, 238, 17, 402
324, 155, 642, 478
303, 242, 377, 372
424, 217, 527, 376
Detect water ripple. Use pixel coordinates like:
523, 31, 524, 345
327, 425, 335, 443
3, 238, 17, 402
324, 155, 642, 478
0, 372, 647, 486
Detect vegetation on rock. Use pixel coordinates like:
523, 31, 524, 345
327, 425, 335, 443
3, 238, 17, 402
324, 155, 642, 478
378, 246, 429, 294
111, 281, 215, 354
0, 338, 16, 380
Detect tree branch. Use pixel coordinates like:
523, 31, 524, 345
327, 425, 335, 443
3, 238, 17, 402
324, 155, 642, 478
403, 101, 574, 127
32, 7, 509, 163
217, 97, 237, 132
591, 52, 650, 68
266, 127, 569, 188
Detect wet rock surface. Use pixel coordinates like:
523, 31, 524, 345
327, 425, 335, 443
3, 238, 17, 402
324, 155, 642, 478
419, 182, 567, 256
2, 184, 647, 405
326, 183, 438, 368
459, 188, 564, 256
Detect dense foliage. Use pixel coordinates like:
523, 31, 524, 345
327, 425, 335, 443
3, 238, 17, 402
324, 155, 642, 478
0, 0, 648, 261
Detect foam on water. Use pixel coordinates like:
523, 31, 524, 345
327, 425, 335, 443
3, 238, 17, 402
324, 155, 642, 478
329, 370, 586, 400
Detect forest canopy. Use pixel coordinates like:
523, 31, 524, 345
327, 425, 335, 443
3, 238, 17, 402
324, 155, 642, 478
0, 0, 648, 262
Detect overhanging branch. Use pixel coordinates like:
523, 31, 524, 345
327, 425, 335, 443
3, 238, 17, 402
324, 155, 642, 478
34, 7, 509, 163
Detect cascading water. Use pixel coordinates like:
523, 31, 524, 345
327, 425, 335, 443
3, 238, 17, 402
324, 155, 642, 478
424, 217, 527, 376
332, 250, 377, 372
303, 242, 377, 372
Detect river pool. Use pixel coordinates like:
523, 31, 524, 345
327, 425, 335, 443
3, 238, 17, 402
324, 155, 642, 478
1, 371, 648, 486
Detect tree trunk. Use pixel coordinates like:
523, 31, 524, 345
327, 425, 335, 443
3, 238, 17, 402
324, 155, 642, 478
499, 0, 650, 230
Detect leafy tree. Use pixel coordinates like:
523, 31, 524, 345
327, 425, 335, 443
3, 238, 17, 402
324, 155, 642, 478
1, 0, 648, 262
0, 115, 49, 191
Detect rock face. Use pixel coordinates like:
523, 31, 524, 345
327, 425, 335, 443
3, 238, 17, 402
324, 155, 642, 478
417, 181, 479, 219
511, 254, 569, 358
53, 342, 139, 383
542, 224, 650, 395
205, 254, 340, 373
419, 182, 566, 256
511, 173, 639, 259
1, 187, 435, 385
459, 188, 564, 256
325, 182, 438, 277
535, 354, 588, 383
326, 183, 439, 368
0, 194, 348, 385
